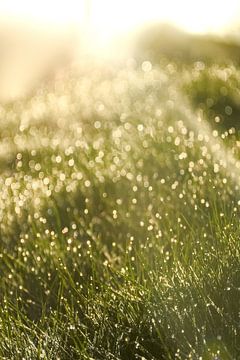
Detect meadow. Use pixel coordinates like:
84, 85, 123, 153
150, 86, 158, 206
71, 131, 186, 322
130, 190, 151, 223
0, 47, 239, 359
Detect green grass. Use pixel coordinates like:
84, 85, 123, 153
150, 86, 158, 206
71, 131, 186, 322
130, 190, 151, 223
0, 60, 239, 359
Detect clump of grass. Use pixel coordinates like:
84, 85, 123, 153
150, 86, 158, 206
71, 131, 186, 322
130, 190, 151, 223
184, 63, 240, 133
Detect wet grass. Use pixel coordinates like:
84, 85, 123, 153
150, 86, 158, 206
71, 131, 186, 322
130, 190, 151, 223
0, 61, 239, 359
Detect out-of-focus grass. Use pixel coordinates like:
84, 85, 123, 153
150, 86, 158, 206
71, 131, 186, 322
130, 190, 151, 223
135, 24, 240, 66
184, 64, 240, 132
0, 57, 239, 359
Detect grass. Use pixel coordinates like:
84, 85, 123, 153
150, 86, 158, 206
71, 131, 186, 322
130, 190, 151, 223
0, 59, 239, 359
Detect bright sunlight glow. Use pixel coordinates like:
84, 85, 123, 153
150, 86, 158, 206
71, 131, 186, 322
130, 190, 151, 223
0, 0, 239, 44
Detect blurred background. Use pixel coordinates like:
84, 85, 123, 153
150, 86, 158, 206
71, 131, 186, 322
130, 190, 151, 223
0, 0, 240, 101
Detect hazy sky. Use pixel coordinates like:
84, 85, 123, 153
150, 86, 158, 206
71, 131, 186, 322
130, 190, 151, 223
0, 0, 240, 43
0, 0, 239, 100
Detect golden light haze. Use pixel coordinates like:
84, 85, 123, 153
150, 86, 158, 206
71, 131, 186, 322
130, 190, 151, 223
0, 0, 239, 44
0, 0, 239, 101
